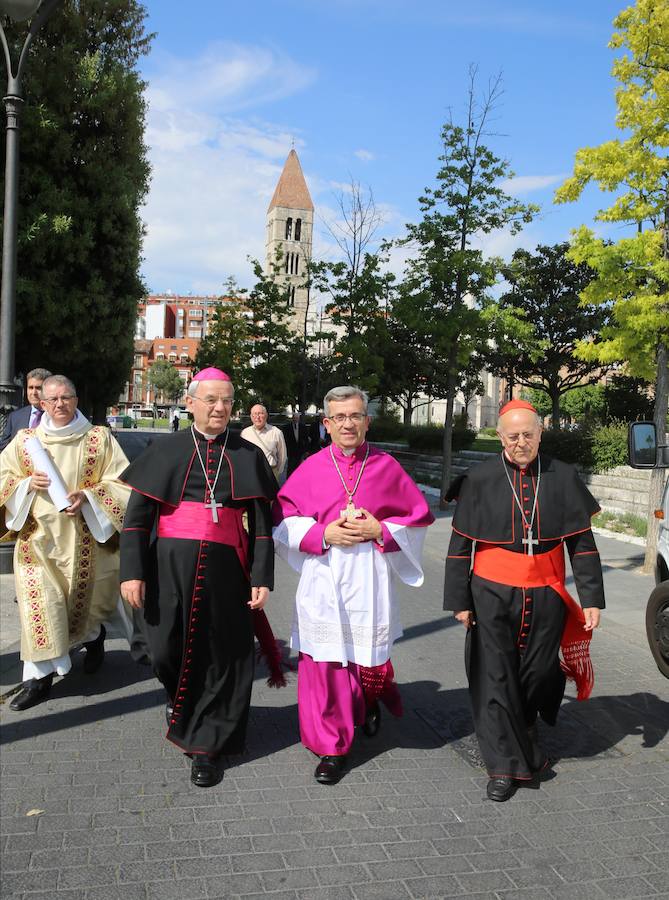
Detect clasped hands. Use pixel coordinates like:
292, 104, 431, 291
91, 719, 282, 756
30, 469, 85, 516
324, 508, 382, 547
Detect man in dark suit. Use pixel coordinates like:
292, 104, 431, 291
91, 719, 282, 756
282, 411, 310, 475
309, 411, 331, 454
0, 368, 51, 451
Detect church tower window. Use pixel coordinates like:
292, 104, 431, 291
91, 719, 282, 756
285, 217, 293, 240
294, 218, 302, 241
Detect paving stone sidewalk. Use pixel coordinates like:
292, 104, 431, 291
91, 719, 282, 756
1, 507, 667, 900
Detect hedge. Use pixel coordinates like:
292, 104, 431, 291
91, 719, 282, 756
368, 420, 628, 473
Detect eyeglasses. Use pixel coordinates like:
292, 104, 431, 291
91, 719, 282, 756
328, 413, 366, 425
193, 396, 234, 408
42, 395, 76, 405
502, 431, 539, 444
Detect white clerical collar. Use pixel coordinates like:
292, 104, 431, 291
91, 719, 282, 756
341, 447, 356, 457
195, 427, 225, 441
40, 409, 90, 437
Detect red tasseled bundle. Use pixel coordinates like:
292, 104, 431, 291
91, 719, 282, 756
359, 660, 403, 716
559, 604, 594, 701
252, 609, 292, 688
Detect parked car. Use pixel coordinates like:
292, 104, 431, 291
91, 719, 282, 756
628, 421, 669, 678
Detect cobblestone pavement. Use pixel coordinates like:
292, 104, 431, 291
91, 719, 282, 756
1, 506, 667, 900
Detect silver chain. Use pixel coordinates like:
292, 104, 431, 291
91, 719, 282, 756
501, 452, 541, 535
191, 425, 229, 502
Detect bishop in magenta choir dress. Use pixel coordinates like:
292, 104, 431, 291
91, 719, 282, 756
273, 386, 434, 784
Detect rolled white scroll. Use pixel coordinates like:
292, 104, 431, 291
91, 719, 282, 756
24, 436, 71, 511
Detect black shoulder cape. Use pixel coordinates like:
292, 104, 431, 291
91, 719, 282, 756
119, 429, 277, 506
451, 453, 599, 543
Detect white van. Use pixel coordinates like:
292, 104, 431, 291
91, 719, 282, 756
628, 422, 669, 677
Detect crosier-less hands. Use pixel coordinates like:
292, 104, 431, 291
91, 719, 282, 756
248, 586, 269, 610
454, 607, 601, 631
120, 580, 145, 609
324, 508, 382, 548
455, 610, 475, 629
120, 581, 270, 611
583, 608, 600, 631
30, 470, 84, 516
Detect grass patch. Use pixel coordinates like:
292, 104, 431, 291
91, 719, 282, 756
592, 510, 647, 538
474, 435, 501, 454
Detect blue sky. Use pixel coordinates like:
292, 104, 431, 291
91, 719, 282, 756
138, 0, 628, 295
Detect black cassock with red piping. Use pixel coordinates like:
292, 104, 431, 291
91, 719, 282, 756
443, 453, 605, 781
120, 427, 279, 759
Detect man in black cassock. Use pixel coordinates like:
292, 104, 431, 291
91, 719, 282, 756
443, 399, 604, 802
119, 368, 277, 788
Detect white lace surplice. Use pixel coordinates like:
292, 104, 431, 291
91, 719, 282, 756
273, 516, 427, 667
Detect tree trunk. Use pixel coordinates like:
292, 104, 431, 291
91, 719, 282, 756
439, 368, 457, 510
551, 388, 561, 431
643, 341, 669, 574
403, 401, 413, 426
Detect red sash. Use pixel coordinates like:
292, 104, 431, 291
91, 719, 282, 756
157, 501, 288, 688
158, 501, 248, 569
473, 543, 594, 701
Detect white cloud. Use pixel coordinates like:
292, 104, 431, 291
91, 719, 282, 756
141, 43, 317, 293
354, 149, 375, 162
146, 42, 316, 115
498, 174, 566, 195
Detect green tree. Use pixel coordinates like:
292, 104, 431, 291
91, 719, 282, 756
147, 359, 184, 405
314, 181, 394, 394
5, 0, 152, 422
603, 374, 655, 422
492, 243, 611, 429
245, 254, 298, 411
522, 387, 552, 420
554, 0, 669, 572
377, 309, 439, 425
562, 385, 606, 425
193, 288, 254, 410
395, 69, 537, 502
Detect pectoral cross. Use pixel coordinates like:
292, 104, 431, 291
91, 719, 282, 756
340, 500, 363, 521
206, 492, 223, 523
522, 529, 539, 556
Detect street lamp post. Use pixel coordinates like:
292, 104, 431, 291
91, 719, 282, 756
0, 0, 63, 432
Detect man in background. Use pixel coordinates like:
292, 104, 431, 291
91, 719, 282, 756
282, 410, 309, 476
241, 403, 287, 482
309, 411, 331, 454
0, 368, 52, 451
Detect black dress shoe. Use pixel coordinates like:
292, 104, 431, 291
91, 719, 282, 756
486, 776, 516, 802
314, 755, 347, 785
83, 624, 106, 674
165, 703, 174, 728
190, 756, 223, 788
9, 674, 53, 711
362, 701, 381, 737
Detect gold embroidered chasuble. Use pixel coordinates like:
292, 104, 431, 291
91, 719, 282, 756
0, 424, 130, 662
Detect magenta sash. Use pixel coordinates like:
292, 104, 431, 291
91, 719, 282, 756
158, 501, 248, 570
